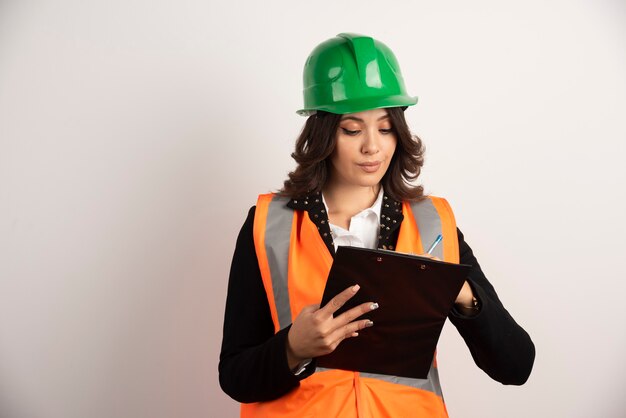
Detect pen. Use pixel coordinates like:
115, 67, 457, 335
426, 234, 442, 254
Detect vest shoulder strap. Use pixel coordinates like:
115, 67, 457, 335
409, 196, 459, 263
253, 194, 294, 332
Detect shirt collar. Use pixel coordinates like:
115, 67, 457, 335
286, 188, 404, 255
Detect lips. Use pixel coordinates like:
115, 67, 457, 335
357, 161, 382, 173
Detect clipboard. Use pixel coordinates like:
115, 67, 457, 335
317, 246, 471, 379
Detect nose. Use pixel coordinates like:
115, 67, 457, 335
361, 129, 381, 155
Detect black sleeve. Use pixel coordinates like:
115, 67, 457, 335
218, 207, 314, 403
448, 228, 536, 385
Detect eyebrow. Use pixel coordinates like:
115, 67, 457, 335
340, 114, 390, 122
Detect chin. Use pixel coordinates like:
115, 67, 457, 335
353, 176, 384, 188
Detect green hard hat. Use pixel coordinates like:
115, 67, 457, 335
297, 33, 417, 116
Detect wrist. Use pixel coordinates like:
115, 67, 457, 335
286, 330, 304, 370
455, 296, 481, 316
455, 280, 475, 307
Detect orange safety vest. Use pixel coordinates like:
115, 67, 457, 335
245, 193, 460, 418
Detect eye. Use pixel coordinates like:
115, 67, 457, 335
379, 128, 393, 135
340, 127, 360, 136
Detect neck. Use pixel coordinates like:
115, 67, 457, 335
323, 182, 381, 220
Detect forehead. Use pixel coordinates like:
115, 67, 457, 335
340, 108, 389, 122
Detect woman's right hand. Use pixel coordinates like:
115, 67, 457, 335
286, 284, 378, 370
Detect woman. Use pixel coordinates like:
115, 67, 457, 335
219, 33, 535, 417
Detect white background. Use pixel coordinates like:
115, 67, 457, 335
1, 1, 625, 417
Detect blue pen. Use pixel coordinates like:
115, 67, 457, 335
426, 234, 443, 254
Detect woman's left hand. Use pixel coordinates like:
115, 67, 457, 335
419, 253, 475, 306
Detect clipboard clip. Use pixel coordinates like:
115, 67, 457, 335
375, 255, 426, 270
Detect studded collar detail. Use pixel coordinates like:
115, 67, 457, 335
286, 191, 404, 256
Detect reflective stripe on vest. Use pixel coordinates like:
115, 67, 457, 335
250, 193, 459, 418
256, 195, 294, 331
318, 366, 444, 398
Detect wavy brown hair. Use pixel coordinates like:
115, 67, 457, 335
280, 107, 425, 201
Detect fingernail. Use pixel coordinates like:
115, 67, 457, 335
370, 303, 379, 310
352, 284, 360, 292
365, 320, 374, 327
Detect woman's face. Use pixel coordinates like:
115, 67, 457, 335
328, 108, 397, 189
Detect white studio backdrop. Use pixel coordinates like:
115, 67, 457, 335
0, 1, 625, 417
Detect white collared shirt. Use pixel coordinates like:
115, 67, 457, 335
323, 188, 383, 251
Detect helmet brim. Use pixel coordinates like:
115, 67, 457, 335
297, 95, 418, 116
